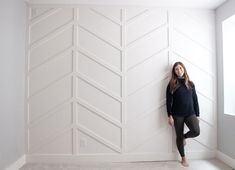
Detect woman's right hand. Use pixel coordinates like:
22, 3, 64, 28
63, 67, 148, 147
167, 116, 174, 127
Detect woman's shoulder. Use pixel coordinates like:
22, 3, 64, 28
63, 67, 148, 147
167, 82, 170, 89
189, 81, 195, 88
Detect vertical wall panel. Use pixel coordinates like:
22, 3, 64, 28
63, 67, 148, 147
26, 6, 216, 161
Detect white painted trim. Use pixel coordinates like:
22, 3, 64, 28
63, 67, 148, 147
26, 151, 215, 164
186, 151, 216, 160
24, 0, 226, 9
216, 151, 235, 169
26, 153, 175, 164
4, 155, 26, 170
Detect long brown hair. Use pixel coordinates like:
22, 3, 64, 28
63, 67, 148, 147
169, 61, 192, 94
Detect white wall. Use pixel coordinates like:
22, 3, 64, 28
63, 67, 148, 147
0, 0, 26, 169
26, 6, 217, 163
223, 17, 235, 116
216, 0, 235, 159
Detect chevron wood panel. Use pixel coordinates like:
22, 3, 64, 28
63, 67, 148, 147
29, 26, 73, 70
77, 103, 122, 148
126, 78, 168, 123
79, 7, 121, 46
77, 52, 121, 97
30, 8, 73, 44
28, 76, 72, 123
33, 130, 73, 154
78, 27, 121, 71
171, 29, 215, 76
126, 9, 167, 45
77, 129, 119, 154
28, 103, 72, 153
126, 26, 168, 70
170, 9, 216, 52
76, 77, 122, 122
29, 51, 73, 96
26, 6, 216, 161
126, 106, 168, 152
30, 7, 53, 19
126, 50, 168, 95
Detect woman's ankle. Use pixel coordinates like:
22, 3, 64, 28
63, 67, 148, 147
181, 157, 189, 167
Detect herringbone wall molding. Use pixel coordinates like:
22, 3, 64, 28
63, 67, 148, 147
26, 7, 216, 161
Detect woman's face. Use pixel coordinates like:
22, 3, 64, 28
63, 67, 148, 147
174, 64, 184, 77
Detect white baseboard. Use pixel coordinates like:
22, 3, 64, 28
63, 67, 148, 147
6, 151, 214, 167
26, 151, 215, 164
186, 151, 216, 160
5, 155, 26, 170
216, 151, 235, 169
26, 153, 175, 164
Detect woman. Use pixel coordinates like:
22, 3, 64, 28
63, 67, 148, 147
166, 61, 200, 167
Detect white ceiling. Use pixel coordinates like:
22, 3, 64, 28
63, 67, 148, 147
25, 0, 227, 9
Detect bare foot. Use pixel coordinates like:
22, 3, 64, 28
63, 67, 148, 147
181, 157, 189, 167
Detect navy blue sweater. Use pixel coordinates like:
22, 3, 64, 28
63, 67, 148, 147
166, 78, 199, 117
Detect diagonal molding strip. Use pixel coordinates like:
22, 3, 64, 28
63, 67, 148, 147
198, 117, 215, 127
76, 72, 122, 102
126, 9, 149, 23
171, 51, 215, 77
78, 24, 122, 51
28, 100, 73, 128
77, 47, 122, 76
90, 8, 122, 26
77, 124, 121, 153
27, 73, 73, 99
30, 8, 61, 26
127, 23, 168, 46
173, 27, 215, 54
127, 126, 168, 152
127, 47, 168, 71
28, 46, 73, 72
76, 98, 122, 128
127, 101, 166, 125
127, 72, 169, 97
28, 99, 73, 125
30, 21, 74, 49
29, 126, 72, 154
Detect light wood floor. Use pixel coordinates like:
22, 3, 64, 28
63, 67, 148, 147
20, 159, 233, 170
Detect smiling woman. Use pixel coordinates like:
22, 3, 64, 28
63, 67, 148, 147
166, 61, 200, 167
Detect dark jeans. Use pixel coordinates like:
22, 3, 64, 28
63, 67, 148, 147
173, 114, 200, 157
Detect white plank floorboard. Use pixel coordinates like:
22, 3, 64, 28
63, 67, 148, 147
20, 159, 233, 170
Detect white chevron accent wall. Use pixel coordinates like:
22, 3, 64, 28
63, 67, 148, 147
26, 7, 216, 162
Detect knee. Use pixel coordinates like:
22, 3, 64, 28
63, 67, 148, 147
194, 129, 200, 137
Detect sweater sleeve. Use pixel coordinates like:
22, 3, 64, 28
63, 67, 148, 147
191, 83, 200, 117
166, 84, 173, 117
